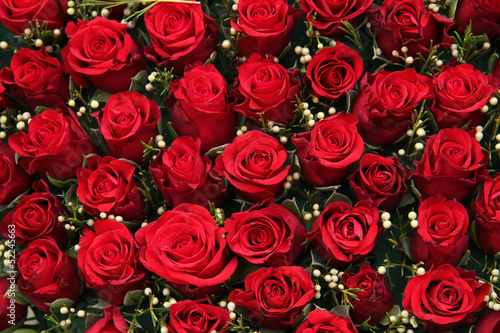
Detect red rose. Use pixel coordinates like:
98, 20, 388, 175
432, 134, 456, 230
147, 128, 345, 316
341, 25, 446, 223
0, 276, 27, 331
292, 113, 364, 186
78, 219, 149, 305
8, 106, 97, 181
232, 54, 301, 125
413, 128, 490, 202
341, 264, 394, 325
295, 310, 358, 333
0, 140, 31, 206
471, 174, 500, 254
144, 2, 218, 75
306, 200, 381, 268
303, 42, 364, 101
136, 204, 238, 299
167, 300, 231, 333
475, 310, 500, 333
17, 237, 81, 313
0, 47, 69, 109
167, 63, 237, 153
411, 196, 469, 269
301, 0, 373, 36
0, 181, 67, 249
368, 0, 454, 62
98, 91, 161, 163
0, 0, 66, 35
455, 0, 500, 42
431, 64, 499, 129
214, 130, 292, 202
349, 153, 412, 211
85, 304, 128, 333
225, 198, 305, 266
77, 155, 146, 222
351, 68, 433, 146
231, 0, 303, 57
149, 136, 225, 209
62, 17, 147, 93
229, 266, 315, 330
402, 264, 489, 332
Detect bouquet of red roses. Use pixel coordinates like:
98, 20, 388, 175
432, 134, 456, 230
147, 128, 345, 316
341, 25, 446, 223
1, 0, 500, 332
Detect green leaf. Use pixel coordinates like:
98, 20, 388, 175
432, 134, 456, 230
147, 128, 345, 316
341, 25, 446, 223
457, 250, 471, 267
90, 89, 113, 104
204, 143, 228, 157
281, 197, 301, 218
324, 192, 352, 207
230, 260, 264, 285
45, 298, 75, 311
379, 305, 400, 326
330, 305, 350, 318
167, 121, 178, 140
123, 289, 144, 306
401, 236, 413, 261
448, 0, 459, 20
129, 70, 148, 92
46, 174, 77, 189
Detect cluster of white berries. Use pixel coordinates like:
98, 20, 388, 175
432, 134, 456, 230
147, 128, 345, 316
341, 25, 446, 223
236, 125, 248, 137
0, 111, 32, 138
156, 134, 166, 149
145, 71, 158, 92
388, 309, 417, 332
218, 301, 237, 321
59, 306, 86, 327
381, 211, 392, 229
295, 46, 312, 65
392, 47, 413, 66
283, 172, 300, 190
312, 268, 344, 298
408, 211, 418, 229
484, 269, 500, 311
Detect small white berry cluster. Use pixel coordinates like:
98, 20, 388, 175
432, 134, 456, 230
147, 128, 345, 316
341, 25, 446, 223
408, 211, 418, 229
68, 99, 99, 117
59, 306, 86, 328
0, 111, 32, 138
312, 268, 344, 298
389, 309, 418, 333
486, 269, 500, 311
283, 172, 300, 191
145, 71, 159, 92
381, 211, 392, 229
219, 301, 237, 321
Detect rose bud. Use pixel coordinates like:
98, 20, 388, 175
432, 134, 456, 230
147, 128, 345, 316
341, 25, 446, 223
0, 47, 70, 109
98, 91, 161, 164
411, 196, 469, 269
229, 266, 315, 330
231, 0, 303, 57
471, 174, 500, 255
413, 128, 490, 202
17, 237, 81, 313
62, 17, 147, 93
85, 305, 128, 333
144, 2, 218, 75
341, 264, 394, 325
306, 200, 381, 268
295, 310, 358, 332
78, 219, 149, 305
402, 264, 489, 332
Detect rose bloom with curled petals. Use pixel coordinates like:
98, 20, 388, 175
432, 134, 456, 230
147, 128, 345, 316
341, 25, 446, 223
295, 310, 358, 333
368, 0, 454, 62
0, 0, 67, 35
214, 130, 292, 202
167, 63, 237, 153
0, 180, 67, 249
0, 140, 31, 206
431, 63, 499, 129
301, 0, 374, 36
306, 200, 381, 268
413, 128, 490, 202
16, 237, 81, 313
77, 155, 146, 222
0, 47, 70, 109
229, 266, 315, 330
292, 113, 364, 187
232, 53, 301, 126
341, 264, 394, 325
144, 2, 218, 75
62, 17, 147, 93
471, 174, 500, 254
8, 105, 97, 181
149, 136, 225, 209
136, 203, 238, 299
84, 304, 128, 333
351, 68, 433, 146
231, 0, 304, 57
402, 264, 489, 332
78, 219, 149, 305
303, 42, 364, 101
411, 196, 469, 269
225, 198, 305, 266
349, 153, 412, 211
167, 300, 231, 333
98, 91, 161, 164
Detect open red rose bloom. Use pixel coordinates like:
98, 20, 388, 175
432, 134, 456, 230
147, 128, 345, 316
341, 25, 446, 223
1, 0, 500, 332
